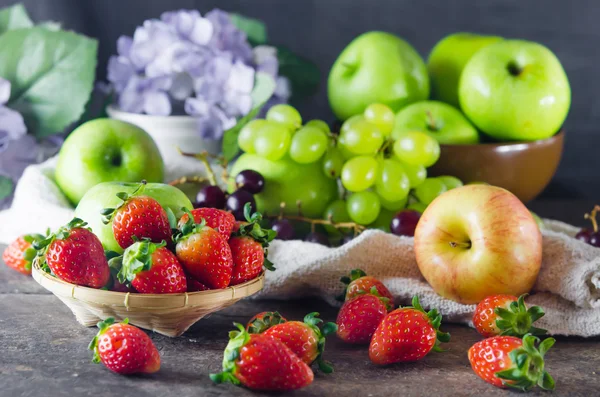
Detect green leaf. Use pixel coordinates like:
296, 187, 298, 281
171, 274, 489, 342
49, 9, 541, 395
276, 45, 320, 102
229, 13, 267, 46
222, 72, 276, 161
0, 27, 98, 137
0, 4, 33, 34
0, 175, 13, 200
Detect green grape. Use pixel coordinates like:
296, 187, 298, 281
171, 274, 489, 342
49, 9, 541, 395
238, 119, 267, 153
347, 191, 381, 225
380, 194, 408, 211
339, 117, 384, 156
400, 161, 427, 188
266, 104, 302, 130
341, 156, 379, 192
364, 103, 395, 137
368, 208, 396, 233
305, 119, 330, 134
340, 114, 363, 134
322, 146, 345, 179
393, 131, 440, 167
413, 178, 447, 205
338, 142, 357, 160
323, 199, 352, 235
253, 122, 292, 161
375, 159, 410, 202
289, 126, 328, 164
407, 202, 428, 213
437, 175, 463, 190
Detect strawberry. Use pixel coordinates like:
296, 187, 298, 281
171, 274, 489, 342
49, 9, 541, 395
369, 296, 450, 365
89, 317, 160, 375
186, 275, 210, 292
336, 292, 389, 344
178, 207, 235, 239
174, 211, 233, 289
247, 311, 287, 333
468, 334, 555, 391
210, 323, 313, 391
338, 268, 394, 304
101, 182, 173, 250
34, 218, 110, 288
228, 203, 276, 285
263, 312, 337, 373
112, 240, 187, 294
473, 294, 546, 338
2, 234, 43, 275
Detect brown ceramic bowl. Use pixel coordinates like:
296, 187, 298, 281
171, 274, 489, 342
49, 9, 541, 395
428, 130, 564, 202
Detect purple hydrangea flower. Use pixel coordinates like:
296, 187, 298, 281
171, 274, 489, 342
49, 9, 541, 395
0, 78, 27, 153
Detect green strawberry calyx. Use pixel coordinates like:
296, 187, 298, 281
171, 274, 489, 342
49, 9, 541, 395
21, 233, 45, 271
233, 203, 277, 271
407, 295, 451, 352
247, 311, 287, 334
100, 180, 147, 225
302, 312, 338, 374
496, 334, 556, 391
209, 323, 249, 386
172, 208, 208, 243
495, 294, 547, 337
88, 317, 130, 364
32, 218, 89, 273
336, 268, 367, 301
115, 239, 166, 285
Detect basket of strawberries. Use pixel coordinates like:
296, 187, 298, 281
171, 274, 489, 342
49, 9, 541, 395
30, 182, 275, 337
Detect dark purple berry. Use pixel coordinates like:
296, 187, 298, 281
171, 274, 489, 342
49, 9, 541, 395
305, 232, 329, 246
195, 185, 226, 209
390, 210, 421, 237
272, 219, 295, 240
235, 170, 265, 194
226, 189, 256, 221
576, 228, 592, 244
589, 232, 600, 247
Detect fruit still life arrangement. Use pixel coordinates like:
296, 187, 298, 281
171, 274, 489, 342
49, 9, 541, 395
2, 2, 595, 393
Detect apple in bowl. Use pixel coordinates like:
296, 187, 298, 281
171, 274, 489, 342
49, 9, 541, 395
414, 184, 542, 304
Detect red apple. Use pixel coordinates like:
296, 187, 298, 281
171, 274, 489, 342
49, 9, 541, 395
414, 185, 542, 304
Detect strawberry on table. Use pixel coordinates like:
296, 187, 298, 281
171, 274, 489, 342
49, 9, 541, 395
210, 323, 314, 391
369, 296, 450, 365
247, 311, 287, 333
336, 291, 389, 344
2, 234, 43, 275
178, 207, 235, 239
101, 181, 173, 250
473, 294, 546, 338
34, 218, 110, 288
89, 317, 160, 375
113, 240, 187, 294
174, 210, 233, 289
468, 334, 555, 391
339, 268, 394, 304
263, 312, 337, 373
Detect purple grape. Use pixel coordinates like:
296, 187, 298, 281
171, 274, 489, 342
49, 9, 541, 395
195, 185, 226, 209
305, 232, 329, 246
589, 232, 600, 247
235, 170, 265, 194
390, 210, 421, 237
272, 219, 295, 240
576, 228, 592, 244
226, 189, 256, 221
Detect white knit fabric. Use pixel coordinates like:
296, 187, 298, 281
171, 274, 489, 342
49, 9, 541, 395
1, 158, 599, 336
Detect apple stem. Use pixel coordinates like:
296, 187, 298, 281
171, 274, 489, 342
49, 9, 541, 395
426, 111, 438, 132
448, 241, 471, 249
584, 205, 600, 233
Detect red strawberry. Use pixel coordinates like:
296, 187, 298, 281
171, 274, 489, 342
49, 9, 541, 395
473, 294, 546, 338
101, 183, 172, 249
210, 323, 313, 391
178, 208, 235, 239
369, 296, 450, 365
89, 317, 160, 375
263, 312, 337, 372
115, 240, 187, 294
247, 311, 287, 333
339, 269, 394, 304
468, 334, 555, 391
174, 212, 233, 289
35, 219, 110, 288
186, 275, 210, 292
336, 293, 388, 344
2, 234, 43, 275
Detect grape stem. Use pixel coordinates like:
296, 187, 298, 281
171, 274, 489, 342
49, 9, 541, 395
584, 205, 600, 232
177, 149, 230, 186
168, 175, 210, 186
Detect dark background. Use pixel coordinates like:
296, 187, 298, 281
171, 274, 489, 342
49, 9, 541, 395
8, 0, 600, 198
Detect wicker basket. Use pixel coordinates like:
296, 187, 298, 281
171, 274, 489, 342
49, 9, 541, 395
32, 261, 264, 337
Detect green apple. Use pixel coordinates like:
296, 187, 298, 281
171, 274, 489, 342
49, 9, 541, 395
74, 182, 192, 253
230, 154, 337, 219
328, 31, 429, 121
428, 33, 502, 107
55, 119, 164, 205
392, 100, 479, 144
459, 40, 571, 141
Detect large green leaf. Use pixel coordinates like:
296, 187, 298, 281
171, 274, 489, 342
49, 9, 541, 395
230, 13, 267, 46
222, 72, 276, 161
0, 27, 97, 137
0, 3, 33, 34
276, 45, 320, 102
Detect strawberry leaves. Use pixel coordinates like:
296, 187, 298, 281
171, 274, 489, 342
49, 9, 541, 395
495, 294, 547, 337
117, 239, 166, 285
247, 311, 286, 334
409, 295, 451, 351
302, 312, 337, 374
234, 203, 276, 271
210, 323, 249, 386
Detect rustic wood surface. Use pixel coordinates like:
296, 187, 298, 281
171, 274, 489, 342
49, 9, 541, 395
0, 200, 599, 396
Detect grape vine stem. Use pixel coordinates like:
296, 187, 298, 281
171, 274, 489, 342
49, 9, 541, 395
267, 212, 366, 236
584, 205, 600, 233
174, 148, 230, 186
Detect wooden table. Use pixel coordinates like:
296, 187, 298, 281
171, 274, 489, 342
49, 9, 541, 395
1, 200, 599, 396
